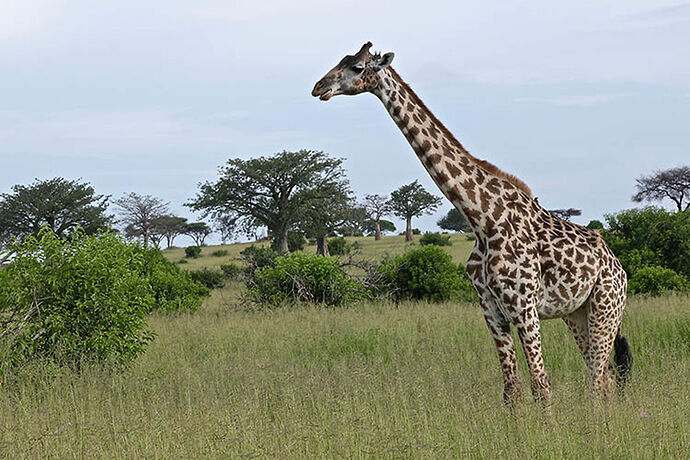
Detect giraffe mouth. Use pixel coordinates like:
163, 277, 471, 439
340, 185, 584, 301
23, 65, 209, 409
318, 89, 333, 101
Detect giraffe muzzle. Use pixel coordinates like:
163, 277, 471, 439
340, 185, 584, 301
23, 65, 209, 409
311, 80, 334, 101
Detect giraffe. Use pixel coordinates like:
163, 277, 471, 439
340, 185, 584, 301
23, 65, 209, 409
312, 42, 632, 405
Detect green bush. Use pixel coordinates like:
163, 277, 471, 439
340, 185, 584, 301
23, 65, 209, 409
188, 269, 226, 289
380, 245, 469, 302
465, 233, 476, 241
140, 249, 210, 313
586, 220, 604, 230
288, 232, 306, 252
456, 264, 479, 302
628, 266, 689, 296
0, 231, 154, 370
241, 245, 279, 276
176, 259, 189, 264
328, 236, 350, 255
211, 249, 229, 257
185, 246, 202, 258
220, 262, 242, 280
249, 253, 363, 306
419, 232, 452, 246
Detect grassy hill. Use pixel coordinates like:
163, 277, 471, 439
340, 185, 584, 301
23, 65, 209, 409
164, 232, 477, 269
2, 234, 689, 457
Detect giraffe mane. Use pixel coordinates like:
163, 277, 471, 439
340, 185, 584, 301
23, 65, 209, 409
387, 67, 533, 198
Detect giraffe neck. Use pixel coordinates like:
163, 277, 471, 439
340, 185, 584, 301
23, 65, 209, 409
372, 67, 533, 237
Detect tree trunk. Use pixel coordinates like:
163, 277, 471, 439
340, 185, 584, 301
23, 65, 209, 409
316, 234, 329, 256
405, 216, 413, 242
143, 231, 149, 249
278, 228, 289, 253
374, 219, 382, 241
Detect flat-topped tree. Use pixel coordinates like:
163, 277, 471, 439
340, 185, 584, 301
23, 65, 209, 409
388, 181, 442, 241
313, 42, 632, 404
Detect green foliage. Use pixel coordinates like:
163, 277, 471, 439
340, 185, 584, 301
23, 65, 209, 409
437, 208, 471, 232
389, 181, 443, 221
188, 269, 226, 289
0, 231, 153, 371
328, 236, 350, 255
185, 246, 202, 258
380, 245, 471, 302
586, 219, 604, 230
628, 266, 689, 295
211, 249, 229, 257
140, 249, 210, 313
240, 245, 279, 277
419, 232, 452, 247
362, 219, 396, 236
602, 207, 690, 283
186, 150, 350, 253
176, 259, 189, 264
0, 177, 112, 246
249, 253, 363, 306
288, 232, 306, 252
465, 233, 476, 241
220, 262, 242, 280
398, 228, 421, 236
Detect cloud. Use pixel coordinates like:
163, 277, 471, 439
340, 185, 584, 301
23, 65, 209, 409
515, 93, 630, 107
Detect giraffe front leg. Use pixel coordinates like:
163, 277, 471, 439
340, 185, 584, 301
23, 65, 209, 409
513, 306, 552, 405
480, 309, 522, 406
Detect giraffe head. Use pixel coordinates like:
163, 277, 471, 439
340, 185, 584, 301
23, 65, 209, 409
312, 42, 395, 101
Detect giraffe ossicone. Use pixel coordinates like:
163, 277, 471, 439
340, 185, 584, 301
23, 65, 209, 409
312, 42, 632, 404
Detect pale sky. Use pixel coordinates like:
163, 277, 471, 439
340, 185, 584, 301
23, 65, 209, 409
2, 1, 689, 244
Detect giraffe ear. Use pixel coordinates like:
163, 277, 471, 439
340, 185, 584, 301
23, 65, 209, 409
374, 52, 394, 70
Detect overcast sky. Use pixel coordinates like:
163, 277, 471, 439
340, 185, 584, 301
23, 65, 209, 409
2, 1, 689, 244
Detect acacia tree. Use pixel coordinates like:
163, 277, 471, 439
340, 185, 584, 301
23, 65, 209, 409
363, 194, 392, 241
437, 208, 471, 233
152, 215, 188, 248
389, 181, 442, 241
549, 208, 582, 221
186, 150, 348, 253
113, 193, 169, 249
299, 181, 354, 256
0, 177, 112, 246
632, 166, 690, 212
362, 219, 395, 236
183, 222, 212, 246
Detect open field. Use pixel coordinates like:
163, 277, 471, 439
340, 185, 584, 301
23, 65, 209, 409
1, 236, 689, 458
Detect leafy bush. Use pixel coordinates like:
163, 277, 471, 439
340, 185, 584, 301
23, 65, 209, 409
288, 232, 306, 252
240, 245, 279, 276
328, 236, 350, 255
140, 249, 209, 313
456, 264, 479, 302
220, 262, 242, 280
185, 246, 202, 258
419, 232, 452, 246
211, 249, 229, 257
0, 231, 154, 371
176, 259, 189, 264
628, 266, 689, 295
188, 269, 226, 289
586, 220, 604, 230
249, 253, 363, 306
380, 245, 469, 302
398, 228, 421, 236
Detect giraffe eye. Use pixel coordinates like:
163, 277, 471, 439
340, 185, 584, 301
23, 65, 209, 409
351, 65, 365, 73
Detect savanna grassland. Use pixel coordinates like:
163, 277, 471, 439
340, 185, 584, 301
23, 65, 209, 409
1, 234, 689, 458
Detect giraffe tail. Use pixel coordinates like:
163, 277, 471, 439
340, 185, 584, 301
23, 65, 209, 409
613, 327, 633, 389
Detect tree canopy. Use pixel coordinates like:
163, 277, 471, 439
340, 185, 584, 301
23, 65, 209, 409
632, 166, 690, 212
549, 208, 582, 221
183, 222, 213, 246
186, 150, 348, 253
113, 193, 169, 249
389, 181, 442, 241
362, 219, 396, 236
363, 194, 392, 240
437, 208, 471, 233
0, 177, 111, 247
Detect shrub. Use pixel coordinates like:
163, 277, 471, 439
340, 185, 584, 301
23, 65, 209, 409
628, 266, 689, 295
398, 228, 422, 236
419, 232, 452, 246
220, 262, 242, 280
140, 249, 210, 313
328, 236, 350, 255
456, 263, 479, 302
0, 231, 154, 371
249, 253, 363, 306
241, 245, 279, 276
380, 245, 467, 302
188, 269, 226, 289
586, 220, 604, 230
211, 249, 229, 257
288, 232, 306, 252
176, 259, 189, 264
185, 246, 202, 258
465, 233, 476, 241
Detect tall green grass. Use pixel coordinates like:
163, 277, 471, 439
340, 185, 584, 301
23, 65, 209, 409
1, 282, 688, 458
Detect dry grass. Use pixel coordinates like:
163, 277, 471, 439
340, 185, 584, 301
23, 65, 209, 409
1, 235, 688, 458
